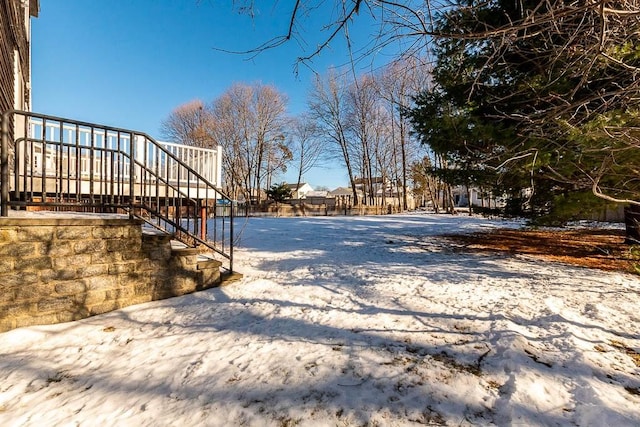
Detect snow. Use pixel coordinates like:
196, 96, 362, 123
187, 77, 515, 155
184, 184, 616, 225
1, 213, 639, 426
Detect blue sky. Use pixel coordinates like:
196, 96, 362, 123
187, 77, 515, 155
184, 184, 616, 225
31, 1, 390, 189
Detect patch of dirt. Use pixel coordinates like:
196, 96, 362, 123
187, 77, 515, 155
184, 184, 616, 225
442, 228, 638, 273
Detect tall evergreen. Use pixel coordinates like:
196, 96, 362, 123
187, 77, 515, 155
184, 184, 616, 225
410, 0, 640, 222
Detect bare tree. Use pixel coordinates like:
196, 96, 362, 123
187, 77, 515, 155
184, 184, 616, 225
369, 104, 395, 207
228, 1, 434, 66
308, 69, 359, 205
305, 62, 429, 209
209, 87, 251, 200
263, 134, 293, 191
252, 84, 289, 200
346, 74, 379, 205
160, 99, 213, 147
377, 57, 430, 210
209, 82, 289, 204
289, 114, 324, 193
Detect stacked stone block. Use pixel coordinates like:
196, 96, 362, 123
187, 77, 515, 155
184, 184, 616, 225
0, 217, 221, 332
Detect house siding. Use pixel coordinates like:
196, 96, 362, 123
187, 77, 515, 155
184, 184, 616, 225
0, 0, 33, 115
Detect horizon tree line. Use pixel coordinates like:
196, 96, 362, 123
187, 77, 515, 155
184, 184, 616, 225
161, 58, 433, 210
213, 1, 640, 229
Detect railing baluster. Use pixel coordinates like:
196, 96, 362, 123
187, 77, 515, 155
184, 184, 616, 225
0, 112, 7, 216
186, 169, 191, 237
100, 135, 104, 209
109, 132, 116, 209
163, 150, 168, 230
129, 133, 135, 218
213, 198, 217, 245
118, 133, 123, 208
56, 121, 61, 207
74, 124, 79, 204
115, 132, 121, 208
153, 142, 159, 217
25, 120, 33, 204
20, 116, 29, 204
41, 118, 47, 204
89, 127, 95, 210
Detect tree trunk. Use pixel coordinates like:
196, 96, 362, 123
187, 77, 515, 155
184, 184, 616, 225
400, 120, 408, 211
624, 205, 640, 244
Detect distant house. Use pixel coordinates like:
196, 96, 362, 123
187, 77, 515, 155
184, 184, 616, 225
306, 190, 329, 198
330, 186, 361, 207
354, 176, 386, 197
330, 187, 353, 197
354, 176, 406, 199
451, 185, 503, 209
353, 176, 413, 207
286, 182, 313, 199
305, 190, 332, 206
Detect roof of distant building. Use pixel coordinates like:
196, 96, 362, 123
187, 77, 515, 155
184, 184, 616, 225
307, 190, 329, 198
285, 183, 311, 190
353, 176, 386, 185
330, 187, 353, 196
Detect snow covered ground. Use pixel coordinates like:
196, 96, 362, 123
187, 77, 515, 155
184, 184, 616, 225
1, 214, 639, 426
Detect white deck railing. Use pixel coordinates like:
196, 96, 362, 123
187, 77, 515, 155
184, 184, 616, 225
22, 119, 222, 188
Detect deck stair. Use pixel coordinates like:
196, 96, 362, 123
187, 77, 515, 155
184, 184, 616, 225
2, 110, 235, 275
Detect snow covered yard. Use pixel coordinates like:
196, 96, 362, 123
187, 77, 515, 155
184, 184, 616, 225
1, 214, 639, 426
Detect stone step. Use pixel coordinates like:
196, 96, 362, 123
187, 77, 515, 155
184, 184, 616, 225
155, 237, 229, 287
220, 271, 244, 285
197, 255, 222, 270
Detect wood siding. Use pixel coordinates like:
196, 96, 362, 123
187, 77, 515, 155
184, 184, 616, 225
0, 0, 31, 115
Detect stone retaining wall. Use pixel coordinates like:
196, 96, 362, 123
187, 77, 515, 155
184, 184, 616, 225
0, 217, 221, 332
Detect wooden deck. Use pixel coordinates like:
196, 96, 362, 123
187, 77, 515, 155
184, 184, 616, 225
10, 117, 223, 201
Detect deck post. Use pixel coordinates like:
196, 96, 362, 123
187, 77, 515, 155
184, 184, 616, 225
1, 111, 9, 217
129, 132, 136, 219
200, 205, 207, 241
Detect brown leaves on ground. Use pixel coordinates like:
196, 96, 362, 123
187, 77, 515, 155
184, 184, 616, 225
443, 228, 638, 274
610, 340, 640, 367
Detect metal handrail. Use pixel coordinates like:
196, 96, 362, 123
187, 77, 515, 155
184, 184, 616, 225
1, 109, 234, 272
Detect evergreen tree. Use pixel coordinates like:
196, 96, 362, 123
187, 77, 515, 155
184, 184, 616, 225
266, 182, 293, 207
410, 0, 640, 222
